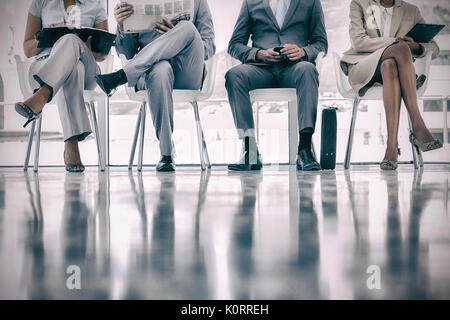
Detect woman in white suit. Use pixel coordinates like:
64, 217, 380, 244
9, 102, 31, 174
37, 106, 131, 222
15, 0, 108, 172
341, 0, 442, 170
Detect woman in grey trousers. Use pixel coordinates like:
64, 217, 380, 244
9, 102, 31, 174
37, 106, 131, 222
15, 0, 109, 172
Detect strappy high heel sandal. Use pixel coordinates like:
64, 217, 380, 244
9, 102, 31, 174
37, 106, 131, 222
64, 151, 85, 173
409, 131, 443, 152
15, 103, 42, 128
380, 148, 401, 171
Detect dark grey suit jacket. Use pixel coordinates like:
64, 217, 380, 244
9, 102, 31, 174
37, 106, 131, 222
115, 0, 216, 61
228, 0, 328, 64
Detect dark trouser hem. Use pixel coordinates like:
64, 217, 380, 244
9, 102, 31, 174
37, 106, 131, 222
64, 131, 92, 143
32, 74, 54, 102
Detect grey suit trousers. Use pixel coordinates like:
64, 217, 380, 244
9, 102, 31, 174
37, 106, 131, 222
29, 34, 100, 141
126, 22, 205, 156
225, 61, 319, 139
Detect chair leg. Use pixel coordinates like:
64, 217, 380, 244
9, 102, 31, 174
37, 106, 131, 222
89, 102, 106, 172
255, 102, 260, 144
33, 118, 42, 173
311, 140, 317, 160
288, 100, 299, 165
138, 102, 146, 172
24, 120, 36, 171
129, 103, 143, 170
443, 98, 448, 145
408, 116, 424, 169
345, 98, 360, 170
192, 102, 210, 170
202, 131, 211, 169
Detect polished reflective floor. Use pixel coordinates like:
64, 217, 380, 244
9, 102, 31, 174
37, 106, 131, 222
0, 165, 449, 299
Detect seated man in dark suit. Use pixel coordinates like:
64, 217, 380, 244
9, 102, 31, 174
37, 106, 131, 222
226, 0, 328, 171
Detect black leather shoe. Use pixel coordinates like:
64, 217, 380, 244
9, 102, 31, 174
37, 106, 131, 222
228, 151, 263, 171
296, 149, 321, 171
95, 70, 127, 97
156, 156, 176, 172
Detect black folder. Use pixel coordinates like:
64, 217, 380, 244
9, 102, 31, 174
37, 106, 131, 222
36, 27, 116, 55
406, 23, 444, 43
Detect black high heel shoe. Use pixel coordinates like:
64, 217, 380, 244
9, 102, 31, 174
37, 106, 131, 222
15, 103, 42, 128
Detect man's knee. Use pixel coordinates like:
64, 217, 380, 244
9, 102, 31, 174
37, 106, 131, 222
177, 20, 197, 39
225, 65, 248, 89
146, 61, 174, 85
293, 62, 318, 85
380, 58, 398, 78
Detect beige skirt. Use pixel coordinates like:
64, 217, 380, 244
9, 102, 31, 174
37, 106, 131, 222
347, 43, 398, 97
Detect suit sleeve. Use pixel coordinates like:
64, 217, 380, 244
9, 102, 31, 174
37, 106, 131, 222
195, 0, 216, 60
227, 0, 259, 64
414, 6, 440, 59
302, 0, 328, 62
115, 26, 140, 60
349, 0, 395, 53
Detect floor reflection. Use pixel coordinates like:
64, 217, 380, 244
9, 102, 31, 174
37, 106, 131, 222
0, 166, 448, 299
292, 172, 321, 298
228, 172, 261, 299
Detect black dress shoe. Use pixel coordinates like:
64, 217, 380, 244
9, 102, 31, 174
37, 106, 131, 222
156, 156, 176, 172
228, 151, 263, 171
95, 70, 127, 97
296, 149, 321, 171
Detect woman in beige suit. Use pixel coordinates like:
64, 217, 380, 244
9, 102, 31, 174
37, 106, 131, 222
341, 0, 442, 170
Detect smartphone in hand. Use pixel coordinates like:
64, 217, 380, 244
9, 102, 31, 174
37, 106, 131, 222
273, 46, 284, 53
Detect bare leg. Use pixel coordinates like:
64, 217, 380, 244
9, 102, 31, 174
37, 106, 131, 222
379, 58, 402, 164
19, 84, 52, 114
64, 137, 84, 172
381, 42, 437, 144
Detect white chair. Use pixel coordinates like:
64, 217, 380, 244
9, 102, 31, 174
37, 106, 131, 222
333, 51, 433, 169
234, 52, 324, 165
120, 54, 218, 171
15, 54, 112, 172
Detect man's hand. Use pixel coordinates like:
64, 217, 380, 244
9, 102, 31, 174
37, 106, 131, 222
397, 36, 422, 55
280, 44, 306, 62
256, 48, 283, 64
154, 17, 175, 35
114, 1, 133, 31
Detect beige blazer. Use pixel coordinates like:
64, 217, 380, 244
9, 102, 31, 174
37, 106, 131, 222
341, 0, 440, 71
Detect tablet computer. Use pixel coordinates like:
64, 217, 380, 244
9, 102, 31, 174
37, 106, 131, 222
406, 23, 445, 43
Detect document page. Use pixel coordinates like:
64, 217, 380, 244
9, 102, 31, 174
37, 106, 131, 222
123, 0, 194, 33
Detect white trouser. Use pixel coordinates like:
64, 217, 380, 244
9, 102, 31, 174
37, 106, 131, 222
29, 34, 100, 141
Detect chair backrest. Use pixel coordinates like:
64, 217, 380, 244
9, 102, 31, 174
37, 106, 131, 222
199, 54, 218, 99
14, 54, 34, 99
118, 53, 144, 101
99, 54, 114, 74
415, 51, 433, 97
333, 52, 354, 98
226, 51, 325, 72
226, 54, 241, 70
316, 52, 325, 75
119, 53, 218, 100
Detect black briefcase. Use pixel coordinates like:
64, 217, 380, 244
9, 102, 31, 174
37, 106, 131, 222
320, 107, 338, 170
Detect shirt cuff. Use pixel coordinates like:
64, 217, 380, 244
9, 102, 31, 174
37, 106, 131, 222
247, 48, 260, 63
302, 46, 314, 63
